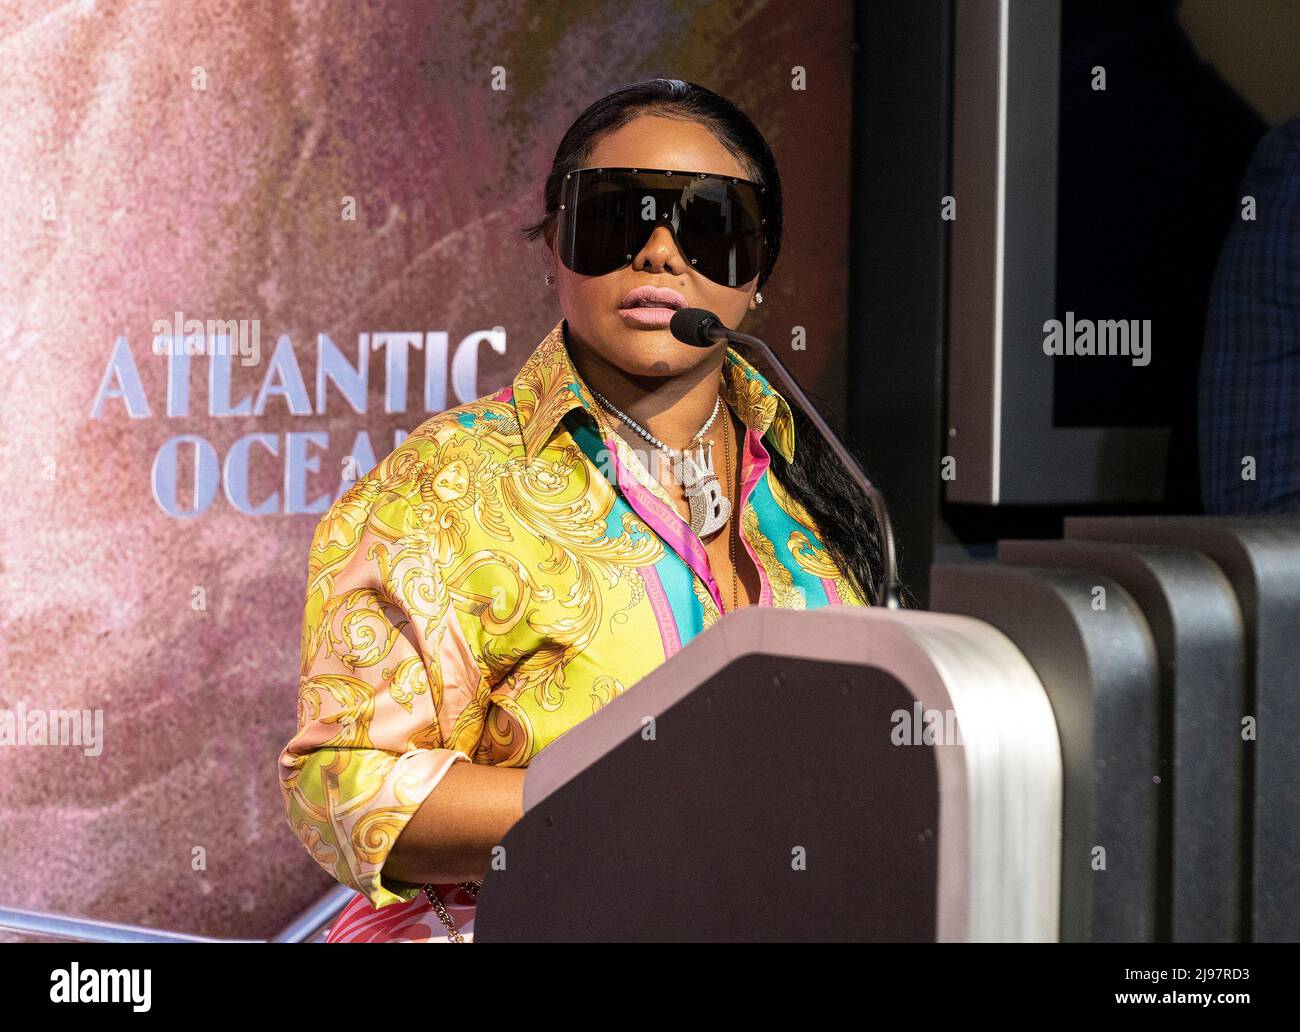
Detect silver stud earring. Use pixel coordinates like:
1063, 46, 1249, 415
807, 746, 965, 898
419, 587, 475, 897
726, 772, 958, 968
754, 291, 763, 305
545, 273, 555, 285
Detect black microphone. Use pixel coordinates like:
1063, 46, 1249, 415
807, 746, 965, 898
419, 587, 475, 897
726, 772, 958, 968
671, 307, 900, 609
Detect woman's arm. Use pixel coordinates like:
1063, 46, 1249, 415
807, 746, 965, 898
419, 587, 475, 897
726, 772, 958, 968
278, 475, 520, 908
382, 762, 527, 885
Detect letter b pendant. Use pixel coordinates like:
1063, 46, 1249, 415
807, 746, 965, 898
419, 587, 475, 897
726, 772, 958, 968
676, 444, 731, 539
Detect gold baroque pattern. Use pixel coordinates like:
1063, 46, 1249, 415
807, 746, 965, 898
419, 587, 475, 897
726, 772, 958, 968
277, 318, 869, 911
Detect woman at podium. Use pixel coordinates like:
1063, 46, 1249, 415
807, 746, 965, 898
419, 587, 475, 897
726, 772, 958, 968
277, 78, 886, 942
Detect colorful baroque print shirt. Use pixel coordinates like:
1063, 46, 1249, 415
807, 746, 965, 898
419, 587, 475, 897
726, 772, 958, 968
277, 318, 868, 909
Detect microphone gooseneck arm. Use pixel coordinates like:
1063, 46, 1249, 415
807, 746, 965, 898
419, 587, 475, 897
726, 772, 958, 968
674, 309, 901, 609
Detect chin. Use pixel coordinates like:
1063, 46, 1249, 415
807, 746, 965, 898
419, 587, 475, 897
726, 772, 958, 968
608, 324, 706, 376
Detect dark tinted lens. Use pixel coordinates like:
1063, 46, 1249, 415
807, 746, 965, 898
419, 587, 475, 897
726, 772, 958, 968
558, 170, 765, 285
676, 178, 765, 286
559, 175, 630, 276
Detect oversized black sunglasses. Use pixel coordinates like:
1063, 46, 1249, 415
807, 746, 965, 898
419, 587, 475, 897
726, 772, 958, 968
554, 166, 768, 287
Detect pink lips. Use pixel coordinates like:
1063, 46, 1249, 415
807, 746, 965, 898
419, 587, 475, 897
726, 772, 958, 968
618, 307, 676, 327
617, 285, 688, 329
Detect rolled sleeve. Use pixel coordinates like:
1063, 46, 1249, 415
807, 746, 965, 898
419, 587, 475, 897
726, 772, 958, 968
277, 483, 486, 909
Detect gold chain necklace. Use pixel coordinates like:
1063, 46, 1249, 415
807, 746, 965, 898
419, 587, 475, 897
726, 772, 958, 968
588, 384, 733, 540
588, 384, 741, 612
422, 880, 481, 943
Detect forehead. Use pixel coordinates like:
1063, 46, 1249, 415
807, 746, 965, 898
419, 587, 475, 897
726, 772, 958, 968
586, 114, 750, 180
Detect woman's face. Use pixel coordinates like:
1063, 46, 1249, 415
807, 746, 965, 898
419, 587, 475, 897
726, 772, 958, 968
546, 114, 761, 379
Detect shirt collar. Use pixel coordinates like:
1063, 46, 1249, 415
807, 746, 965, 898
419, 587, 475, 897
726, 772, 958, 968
513, 318, 797, 463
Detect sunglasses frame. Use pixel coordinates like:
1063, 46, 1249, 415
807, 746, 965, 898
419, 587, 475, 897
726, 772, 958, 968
554, 166, 769, 285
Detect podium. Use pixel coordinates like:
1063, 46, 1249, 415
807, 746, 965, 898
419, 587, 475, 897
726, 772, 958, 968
931, 563, 1163, 943
928, 515, 1300, 942
995, 537, 1246, 942
1062, 516, 1300, 942
473, 606, 1061, 942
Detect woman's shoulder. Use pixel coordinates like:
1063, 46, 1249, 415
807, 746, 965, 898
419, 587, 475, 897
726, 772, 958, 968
400, 384, 522, 453
311, 386, 523, 542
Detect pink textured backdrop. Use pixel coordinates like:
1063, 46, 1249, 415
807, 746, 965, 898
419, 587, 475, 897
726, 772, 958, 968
0, 0, 854, 938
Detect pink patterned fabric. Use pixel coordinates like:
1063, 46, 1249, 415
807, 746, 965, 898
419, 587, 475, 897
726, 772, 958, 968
325, 883, 479, 943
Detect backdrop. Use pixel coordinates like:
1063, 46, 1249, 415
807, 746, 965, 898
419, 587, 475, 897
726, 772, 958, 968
0, 0, 855, 938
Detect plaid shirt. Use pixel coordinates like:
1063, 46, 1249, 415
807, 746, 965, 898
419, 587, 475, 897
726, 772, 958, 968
1199, 117, 1300, 514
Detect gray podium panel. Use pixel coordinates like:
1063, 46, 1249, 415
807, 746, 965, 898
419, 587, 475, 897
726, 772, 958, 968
474, 607, 1061, 942
1065, 515, 1300, 942
997, 538, 1246, 942
930, 564, 1161, 942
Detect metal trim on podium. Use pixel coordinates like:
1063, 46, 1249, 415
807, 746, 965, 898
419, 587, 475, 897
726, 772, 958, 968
996, 538, 1246, 942
1065, 515, 1300, 942
930, 564, 1161, 942
473, 606, 1061, 942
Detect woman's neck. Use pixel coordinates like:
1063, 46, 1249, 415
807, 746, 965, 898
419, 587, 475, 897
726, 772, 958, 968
567, 341, 726, 451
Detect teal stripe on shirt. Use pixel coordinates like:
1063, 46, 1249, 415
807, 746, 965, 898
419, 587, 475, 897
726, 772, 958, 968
749, 474, 834, 608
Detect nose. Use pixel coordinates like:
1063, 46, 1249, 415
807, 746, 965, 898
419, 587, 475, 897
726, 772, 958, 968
631, 222, 687, 276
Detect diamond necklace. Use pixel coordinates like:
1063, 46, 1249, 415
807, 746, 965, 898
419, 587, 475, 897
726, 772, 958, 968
587, 384, 733, 539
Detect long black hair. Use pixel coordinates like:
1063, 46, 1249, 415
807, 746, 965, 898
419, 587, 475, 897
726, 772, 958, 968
522, 78, 900, 607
